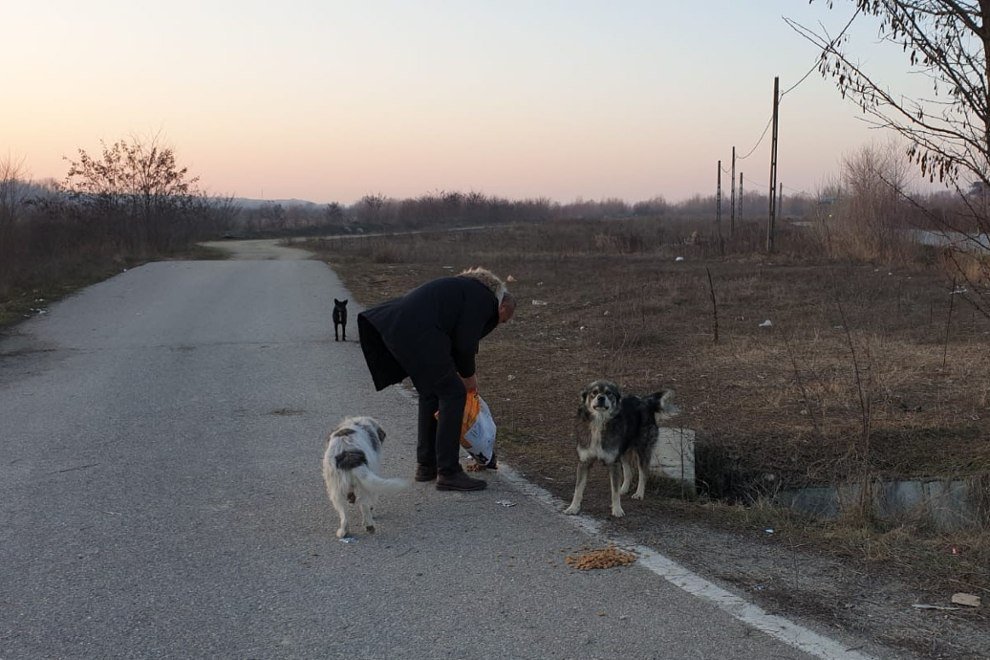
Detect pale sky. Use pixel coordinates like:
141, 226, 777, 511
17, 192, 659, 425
4, 1, 922, 205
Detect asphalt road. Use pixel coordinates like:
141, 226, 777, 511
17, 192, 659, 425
0, 255, 881, 659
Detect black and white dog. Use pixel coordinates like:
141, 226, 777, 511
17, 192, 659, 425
564, 380, 679, 518
332, 298, 348, 341
322, 416, 409, 538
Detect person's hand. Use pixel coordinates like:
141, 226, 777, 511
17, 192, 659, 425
461, 374, 478, 392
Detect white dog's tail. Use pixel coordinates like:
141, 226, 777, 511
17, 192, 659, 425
350, 465, 411, 495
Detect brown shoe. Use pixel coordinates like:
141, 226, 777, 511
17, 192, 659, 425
436, 470, 487, 491
414, 464, 437, 482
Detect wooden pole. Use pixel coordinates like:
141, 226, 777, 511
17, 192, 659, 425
716, 160, 722, 230
767, 76, 780, 253
730, 146, 736, 237
716, 160, 723, 254
706, 267, 719, 344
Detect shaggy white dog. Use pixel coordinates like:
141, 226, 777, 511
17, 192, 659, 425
322, 416, 409, 538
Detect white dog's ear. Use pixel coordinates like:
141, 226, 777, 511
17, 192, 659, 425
375, 423, 386, 444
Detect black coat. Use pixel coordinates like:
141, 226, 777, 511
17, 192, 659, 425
358, 276, 500, 391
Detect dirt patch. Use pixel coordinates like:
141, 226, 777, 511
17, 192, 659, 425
307, 220, 990, 657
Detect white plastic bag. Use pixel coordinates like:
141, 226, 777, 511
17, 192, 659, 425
460, 391, 496, 466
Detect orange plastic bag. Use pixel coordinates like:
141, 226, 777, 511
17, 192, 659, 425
458, 390, 482, 448
435, 390, 496, 465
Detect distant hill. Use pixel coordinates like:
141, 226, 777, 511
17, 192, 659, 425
233, 197, 322, 210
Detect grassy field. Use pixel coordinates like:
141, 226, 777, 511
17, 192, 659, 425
306, 218, 990, 599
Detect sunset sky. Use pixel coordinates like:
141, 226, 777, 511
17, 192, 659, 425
4, 1, 924, 205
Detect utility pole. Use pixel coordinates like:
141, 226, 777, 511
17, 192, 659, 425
716, 160, 722, 229
767, 76, 779, 253
716, 160, 723, 252
730, 146, 736, 238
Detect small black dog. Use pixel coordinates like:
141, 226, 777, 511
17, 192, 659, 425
332, 298, 348, 341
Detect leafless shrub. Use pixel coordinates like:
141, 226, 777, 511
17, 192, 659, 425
811, 142, 922, 264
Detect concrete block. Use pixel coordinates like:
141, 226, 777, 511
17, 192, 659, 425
650, 427, 695, 491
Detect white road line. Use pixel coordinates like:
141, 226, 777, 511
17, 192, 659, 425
497, 463, 876, 660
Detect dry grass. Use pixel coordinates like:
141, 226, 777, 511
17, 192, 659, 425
306, 218, 990, 594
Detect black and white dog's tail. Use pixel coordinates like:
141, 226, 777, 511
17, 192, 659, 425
645, 389, 680, 422
334, 450, 409, 495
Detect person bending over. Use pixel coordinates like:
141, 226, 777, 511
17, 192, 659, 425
357, 267, 515, 491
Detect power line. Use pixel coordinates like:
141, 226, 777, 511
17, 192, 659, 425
781, 7, 860, 99
717, 163, 820, 197
741, 174, 769, 190
782, 183, 814, 196
737, 115, 773, 161
735, 8, 861, 162
781, 57, 821, 98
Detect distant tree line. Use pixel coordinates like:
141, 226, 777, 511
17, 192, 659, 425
7, 132, 967, 310
237, 191, 556, 235
232, 188, 829, 238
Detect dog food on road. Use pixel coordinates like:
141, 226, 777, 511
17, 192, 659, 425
565, 546, 637, 570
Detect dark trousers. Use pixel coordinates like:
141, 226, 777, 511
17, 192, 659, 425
413, 369, 467, 475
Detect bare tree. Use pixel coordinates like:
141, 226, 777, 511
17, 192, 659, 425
325, 202, 344, 227
822, 140, 921, 262
789, 1, 990, 315
63, 134, 201, 251
354, 193, 388, 227
0, 154, 29, 229
0, 154, 30, 283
